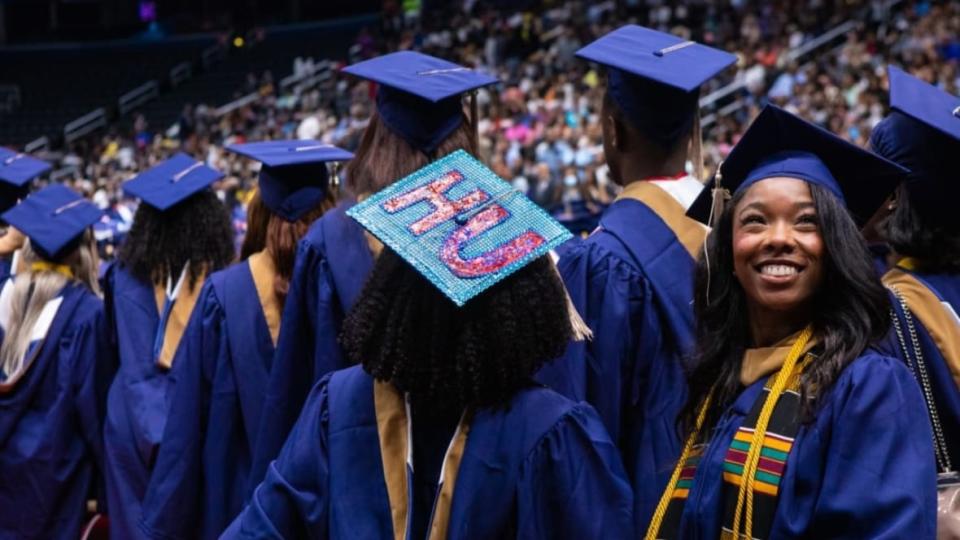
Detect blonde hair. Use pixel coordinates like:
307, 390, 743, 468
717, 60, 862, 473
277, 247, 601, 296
0, 231, 100, 379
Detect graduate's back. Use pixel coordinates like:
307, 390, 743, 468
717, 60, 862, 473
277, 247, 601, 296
871, 67, 960, 470
230, 150, 633, 539
249, 51, 498, 489
0, 186, 113, 539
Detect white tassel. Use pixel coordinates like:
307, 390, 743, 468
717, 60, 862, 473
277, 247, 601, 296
549, 251, 592, 342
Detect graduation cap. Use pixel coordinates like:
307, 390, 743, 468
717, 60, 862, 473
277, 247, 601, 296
226, 140, 354, 221
687, 105, 908, 227
2, 184, 104, 260
576, 25, 736, 148
347, 149, 572, 306
869, 66, 960, 222
123, 153, 223, 211
341, 51, 498, 155
0, 147, 52, 214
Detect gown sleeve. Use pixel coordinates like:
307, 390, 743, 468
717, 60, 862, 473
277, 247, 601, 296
535, 241, 647, 443
776, 354, 937, 538
140, 282, 224, 539
221, 375, 332, 540
70, 297, 115, 505
515, 403, 635, 539
249, 239, 339, 491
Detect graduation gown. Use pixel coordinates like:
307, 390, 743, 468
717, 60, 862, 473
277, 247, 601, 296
102, 263, 203, 539
674, 351, 936, 538
0, 283, 113, 539
880, 264, 960, 468
141, 253, 281, 539
0, 256, 12, 284
223, 366, 635, 539
534, 180, 706, 529
249, 201, 373, 491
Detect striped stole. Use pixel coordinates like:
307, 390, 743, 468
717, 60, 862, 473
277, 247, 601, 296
719, 367, 803, 539
653, 360, 806, 540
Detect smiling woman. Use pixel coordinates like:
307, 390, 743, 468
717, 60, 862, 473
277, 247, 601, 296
643, 105, 937, 540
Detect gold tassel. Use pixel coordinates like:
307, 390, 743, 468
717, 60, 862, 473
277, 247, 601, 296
708, 160, 730, 230
331, 162, 341, 197
690, 110, 705, 182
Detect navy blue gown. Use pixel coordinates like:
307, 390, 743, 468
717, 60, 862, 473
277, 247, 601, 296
0, 282, 113, 538
224, 366, 634, 539
141, 253, 282, 539
535, 180, 706, 529
248, 202, 374, 490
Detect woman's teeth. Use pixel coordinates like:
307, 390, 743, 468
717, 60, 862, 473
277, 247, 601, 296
760, 264, 798, 276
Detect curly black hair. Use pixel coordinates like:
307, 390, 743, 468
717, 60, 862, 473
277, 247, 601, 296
340, 249, 573, 412
883, 183, 960, 274
118, 189, 235, 289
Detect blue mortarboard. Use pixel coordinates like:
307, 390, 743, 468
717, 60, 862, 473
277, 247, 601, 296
347, 149, 572, 306
123, 153, 224, 211
687, 105, 908, 227
2, 184, 104, 260
342, 51, 498, 155
869, 66, 960, 222
226, 140, 354, 221
0, 147, 52, 213
576, 25, 736, 148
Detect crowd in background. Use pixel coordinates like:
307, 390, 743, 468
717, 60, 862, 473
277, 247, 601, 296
19, 0, 960, 257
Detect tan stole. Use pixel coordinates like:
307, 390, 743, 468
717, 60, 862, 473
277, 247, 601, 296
884, 267, 960, 388
374, 381, 470, 540
740, 330, 819, 386
153, 270, 206, 370
247, 251, 281, 345
616, 181, 708, 259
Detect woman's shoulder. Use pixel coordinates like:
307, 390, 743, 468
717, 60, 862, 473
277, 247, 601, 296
503, 385, 609, 447
822, 349, 921, 416
837, 349, 913, 385
300, 200, 358, 254
57, 284, 106, 333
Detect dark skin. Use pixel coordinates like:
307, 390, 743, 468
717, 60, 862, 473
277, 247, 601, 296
600, 94, 691, 186
732, 179, 825, 347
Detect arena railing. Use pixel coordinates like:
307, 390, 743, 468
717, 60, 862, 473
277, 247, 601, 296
214, 60, 334, 119
24, 136, 48, 154
64, 108, 107, 145
170, 61, 192, 88
202, 44, 226, 70
119, 81, 160, 116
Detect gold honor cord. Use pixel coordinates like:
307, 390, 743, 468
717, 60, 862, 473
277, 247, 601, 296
645, 388, 713, 540
731, 325, 811, 538
645, 325, 813, 540
30, 261, 73, 279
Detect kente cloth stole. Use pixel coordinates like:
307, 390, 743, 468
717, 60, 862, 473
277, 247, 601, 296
656, 362, 805, 540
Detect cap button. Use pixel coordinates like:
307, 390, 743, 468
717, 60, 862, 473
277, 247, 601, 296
653, 50, 664, 57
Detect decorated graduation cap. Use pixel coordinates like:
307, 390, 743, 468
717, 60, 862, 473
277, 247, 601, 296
687, 105, 908, 227
347, 149, 572, 307
2, 184, 103, 260
342, 51, 498, 155
576, 25, 736, 148
123, 153, 223, 211
0, 147, 52, 213
869, 66, 960, 223
226, 140, 354, 221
